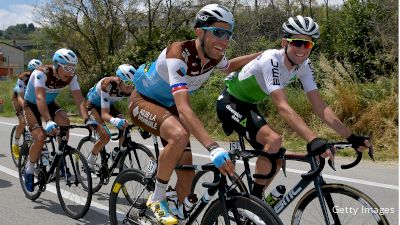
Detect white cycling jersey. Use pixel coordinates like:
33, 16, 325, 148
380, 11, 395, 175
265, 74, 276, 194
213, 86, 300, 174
225, 49, 317, 103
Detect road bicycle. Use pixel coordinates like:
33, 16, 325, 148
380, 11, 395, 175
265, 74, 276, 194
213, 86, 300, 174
18, 125, 93, 219
191, 133, 389, 225
108, 159, 283, 225
77, 124, 155, 192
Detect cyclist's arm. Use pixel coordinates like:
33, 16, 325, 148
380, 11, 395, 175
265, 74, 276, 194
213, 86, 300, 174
99, 77, 114, 122
307, 90, 352, 138
17, 93, 25, 108
35, 87, 52, 122
71, 89, 89, 121
270, 89, 316, 142
221, 51, 262, 75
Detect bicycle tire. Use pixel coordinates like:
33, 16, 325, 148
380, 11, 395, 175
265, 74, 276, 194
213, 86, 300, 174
118, 143, 156, 173
18, 141, 41, 200
56, 148, 92, 219
109, 168, 154, 225
291, 183, 389, 225
191, 170, 249, 199
201, 192, 283, 225
76, 136, 103, 192
10, 125, 25, 167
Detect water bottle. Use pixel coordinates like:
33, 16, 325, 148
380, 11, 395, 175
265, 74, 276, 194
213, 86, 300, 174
265, 185, 286, 207
178, 193, 198, 219
111, 147, 120, 161
166, 186, 179, 217
41, 149, 50, 166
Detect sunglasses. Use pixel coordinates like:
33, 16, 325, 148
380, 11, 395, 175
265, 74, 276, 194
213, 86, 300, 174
286, 38, 315, 49
201, 27, 233, 40
58, 63, 76, 73
122, 79, 133, 86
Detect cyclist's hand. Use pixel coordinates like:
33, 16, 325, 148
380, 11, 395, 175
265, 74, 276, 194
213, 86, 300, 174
110, 117, 126, 129
45, 120, 58, 135
307, 137, 334, 161
347, 134, 371, 152
209, 147, 235, 176
84, 118, 98, 129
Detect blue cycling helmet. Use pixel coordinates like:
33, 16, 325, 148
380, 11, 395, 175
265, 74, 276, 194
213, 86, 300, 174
52, 48, 78, 68
116, 64, 136, 82
28, 59, 42, 72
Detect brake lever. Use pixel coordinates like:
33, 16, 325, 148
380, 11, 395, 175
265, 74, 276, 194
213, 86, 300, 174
282, 156, 287, 177
327, 145, 336, 171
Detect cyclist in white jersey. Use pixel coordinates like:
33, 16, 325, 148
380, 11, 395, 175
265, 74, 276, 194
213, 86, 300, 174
22, 48, 95, 192
85, 64, 135, 169
11, 59, 42, 160
129, 4, 261, 224
216, 15, 372, 199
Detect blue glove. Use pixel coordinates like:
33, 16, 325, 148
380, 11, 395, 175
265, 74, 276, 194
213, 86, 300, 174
209, 147, 230, 168
45, 120, 58, 133
110, 117, 126, 129
85, 118, 98, 128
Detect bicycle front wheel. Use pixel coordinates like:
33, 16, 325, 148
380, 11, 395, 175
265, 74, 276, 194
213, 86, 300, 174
18, 141, 41, 200
292, 183, 389, 225
202, 193, 283, 225
109, 169, 154, 225
56, 148, 92, 219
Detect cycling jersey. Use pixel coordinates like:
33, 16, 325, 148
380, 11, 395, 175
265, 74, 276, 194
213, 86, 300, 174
14, 72, 31, 94
134, 39, 229, 107
87, 77, 130, 109
24, 65, 80, 104
225, 49, 317, 103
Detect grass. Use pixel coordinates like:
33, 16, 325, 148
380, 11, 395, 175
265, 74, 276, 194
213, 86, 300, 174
0, 55, 398, 161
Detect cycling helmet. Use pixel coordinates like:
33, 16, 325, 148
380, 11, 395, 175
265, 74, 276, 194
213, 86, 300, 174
27, 59, 42, 72
194, 4, 234, 30
116, 64, 136, 82
282, 15, 320, 39
52, 48, 78, 67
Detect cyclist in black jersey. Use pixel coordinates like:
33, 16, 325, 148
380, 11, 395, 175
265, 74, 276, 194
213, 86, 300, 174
216, 16, 372, 199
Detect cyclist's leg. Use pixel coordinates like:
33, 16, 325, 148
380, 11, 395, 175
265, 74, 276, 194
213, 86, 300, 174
23, 101, 47, 191
129, 90, 183, 224
87, 102, 110, 155
111, 106, 126, 148
11, 92, 26, 158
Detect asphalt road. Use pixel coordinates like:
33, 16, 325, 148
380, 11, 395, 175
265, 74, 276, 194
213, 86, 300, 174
0, 116, 398, 224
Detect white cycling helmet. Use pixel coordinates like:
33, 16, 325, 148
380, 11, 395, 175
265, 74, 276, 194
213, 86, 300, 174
194, 4, 234, 29
52, 48, 78, 66
116, 64, 136, 82
282, 15, 320, 39
28, 59, 42, 72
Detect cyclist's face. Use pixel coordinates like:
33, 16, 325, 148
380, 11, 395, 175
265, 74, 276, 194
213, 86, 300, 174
119, 80, 134, 94
57, 63, 76, 81
282, 34, 312, 65
198, 21, 232, 60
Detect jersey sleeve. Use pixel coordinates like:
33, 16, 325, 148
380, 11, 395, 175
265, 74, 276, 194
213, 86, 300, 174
166, 58, 189, 95
32, 70, 47, 88
69, 75, 81, 91
16, 79, 26, 93
298, 61, 318, 93
216, 55, 229, 70
263, 58, 285, 94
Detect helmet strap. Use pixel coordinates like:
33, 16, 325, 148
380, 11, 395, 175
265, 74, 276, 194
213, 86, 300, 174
284, 45, 297, 66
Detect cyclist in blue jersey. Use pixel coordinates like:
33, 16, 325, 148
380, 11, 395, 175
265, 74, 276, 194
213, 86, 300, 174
11, 59, 42, 160
85, 64, 135, 169
22, 48, 95, 192
216, 16, 372, 199
128, 4, 261, 224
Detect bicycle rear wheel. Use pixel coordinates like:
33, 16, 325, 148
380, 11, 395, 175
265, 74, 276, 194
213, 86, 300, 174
56, 148, 92, 219
76, 136, 103, 192
202, 193, 283, 225
119, 143, 156, 173
109, 169, 154, 225
292, 183, 389, 225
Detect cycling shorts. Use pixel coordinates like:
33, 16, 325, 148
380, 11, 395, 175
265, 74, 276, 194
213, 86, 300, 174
23, 100, 63, 132
216, 88, 267, 150
86, 101, 122, 124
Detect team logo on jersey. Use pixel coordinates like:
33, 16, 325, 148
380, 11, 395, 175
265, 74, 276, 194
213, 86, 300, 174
182, 48, 190, 63
271, 59, 280, 85
106, 84, 112, 92
176, 67, 186, 77
103, 98, 109, 102
132, 106, 139, 117
37, 74, 41, 80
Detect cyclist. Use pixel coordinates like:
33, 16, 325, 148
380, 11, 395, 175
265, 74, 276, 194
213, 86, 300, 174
11, 59, 42, 160
22, 48, 95, 192
216, 15, 372, 199
85, 64, 135, 169
128, 4, 261, 224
